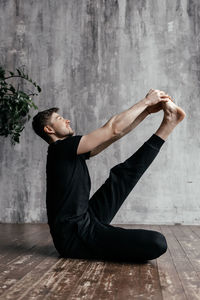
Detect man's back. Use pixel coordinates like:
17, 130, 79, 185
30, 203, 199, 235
46, 135, 91, 229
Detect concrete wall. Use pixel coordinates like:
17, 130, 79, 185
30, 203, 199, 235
0, 0, 199, 224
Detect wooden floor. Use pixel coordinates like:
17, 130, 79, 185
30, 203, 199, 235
0, 224, 200, 300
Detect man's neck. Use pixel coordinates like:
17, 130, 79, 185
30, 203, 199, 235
49, 136, 71, 144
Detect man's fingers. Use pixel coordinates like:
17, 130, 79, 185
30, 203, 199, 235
146, 89, 174, 102
160, 94, 173, 101
159, 90, 166, 95
159, 90, 174, 101
161, 97, 171, 102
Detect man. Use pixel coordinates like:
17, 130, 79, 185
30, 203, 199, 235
32, 89, 186, 262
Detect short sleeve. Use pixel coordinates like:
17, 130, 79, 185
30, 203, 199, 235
51, 135, 83, 159
82, 151, 91, 160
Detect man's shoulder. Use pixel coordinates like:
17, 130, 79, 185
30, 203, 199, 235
47, 135, 85, 160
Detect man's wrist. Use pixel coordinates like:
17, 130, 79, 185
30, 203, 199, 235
143, 108, 151, 116
136, 98, 150, 116
141, 97, 150, 107
145, 108, 151, 115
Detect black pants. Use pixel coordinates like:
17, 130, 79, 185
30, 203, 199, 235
52, 134, 168, 263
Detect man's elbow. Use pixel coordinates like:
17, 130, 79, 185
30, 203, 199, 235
111, 116, 124, 137
112, 125, 124, 138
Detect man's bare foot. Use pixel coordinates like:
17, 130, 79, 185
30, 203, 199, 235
162, 100, 186, 124
155, 100, 186, 141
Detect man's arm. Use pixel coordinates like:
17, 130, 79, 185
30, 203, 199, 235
77, 89, 169, 156
77, 100, 148, 156
89, 109, 149, 157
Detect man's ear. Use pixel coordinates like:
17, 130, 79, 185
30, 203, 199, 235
44, 125, 54, 134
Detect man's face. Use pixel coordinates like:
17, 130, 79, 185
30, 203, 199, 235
47, 112, 74, 140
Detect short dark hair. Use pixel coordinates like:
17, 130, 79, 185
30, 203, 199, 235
32, 107, 59, 143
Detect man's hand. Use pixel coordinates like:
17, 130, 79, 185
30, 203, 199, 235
145, 89, 174, 114
145, 89, 170, 106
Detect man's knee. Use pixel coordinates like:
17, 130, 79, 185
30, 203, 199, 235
153, 231, 168, 258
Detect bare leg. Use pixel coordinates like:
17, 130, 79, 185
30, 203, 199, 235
155, 100, 186, 141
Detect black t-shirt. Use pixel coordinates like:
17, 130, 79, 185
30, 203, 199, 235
46, 135, 91, 230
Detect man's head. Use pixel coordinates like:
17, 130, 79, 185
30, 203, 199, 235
32, 107, 74, 144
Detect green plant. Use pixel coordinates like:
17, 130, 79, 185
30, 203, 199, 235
0, 65, 41, 145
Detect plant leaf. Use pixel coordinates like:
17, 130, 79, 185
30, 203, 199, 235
9, 85, 16, 93
0, 66, 5, 79
16, 69, 22, 76
37, 85, 41, 92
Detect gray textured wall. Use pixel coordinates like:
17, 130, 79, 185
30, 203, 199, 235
0, 0, 199, 224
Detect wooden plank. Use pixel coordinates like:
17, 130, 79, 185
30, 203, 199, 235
0, 225, 50, 265
1, 253, 65, 300
92, 224, 163, 300
182, 226, 200, 242
2, 224, 200, 299
130, 224, 163, 299
190, 225, 200, 278
190, 225, 200, 276
0, 225, 48, 253
0, 224, 43, 261
42, 259, 95, 299
131, 224, 163, 300
90, 260, 140, 300
161, 225, 200, 299
0, 224, 45, 242
190, 226, 200, 239
170, 225, 200, 274
173, 225, 200, 256
132, 260, 163, 300
0, 234, 57, 297
61, 260, 106, 300
150, 225, 186, 300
